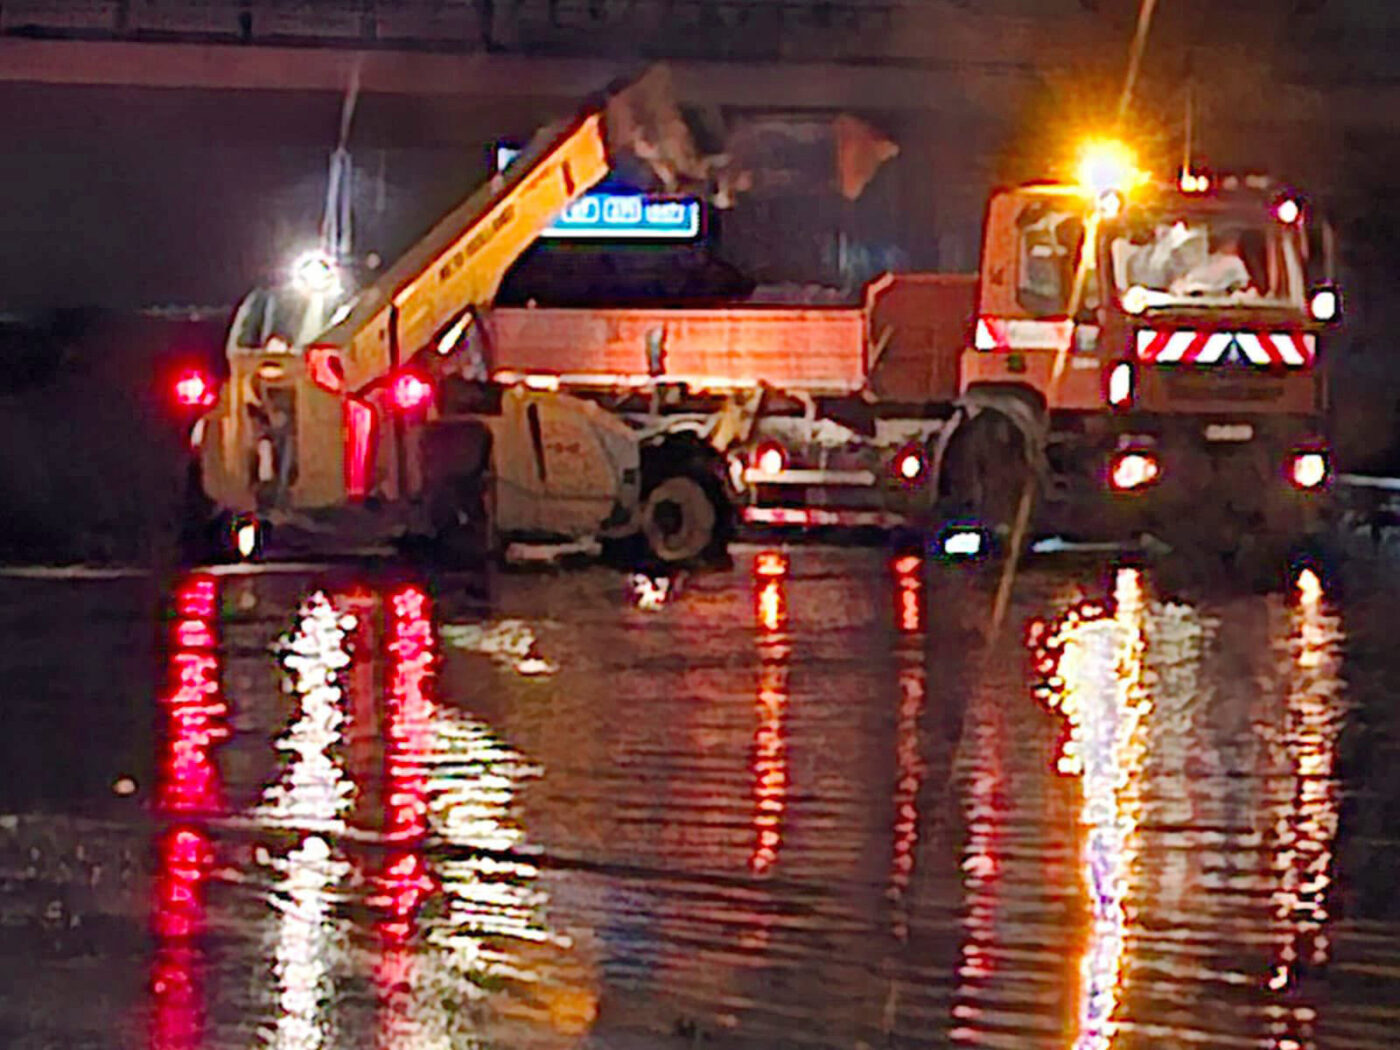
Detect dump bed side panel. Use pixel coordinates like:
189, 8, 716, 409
489, 307, 868, 392
866, 273, 977, 403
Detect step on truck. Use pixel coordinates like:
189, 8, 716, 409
178, 65, 737, 567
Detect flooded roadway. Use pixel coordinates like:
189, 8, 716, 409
2, 545, 1399, 1048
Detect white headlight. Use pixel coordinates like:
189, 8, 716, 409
943, 530, 983, 557
1108, 361, 1133, 406
1121, 285, 1150, 315
291, 250, 341, 296
1309, 288, 1338, 322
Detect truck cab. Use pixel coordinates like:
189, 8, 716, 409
955, 168, 1339, 557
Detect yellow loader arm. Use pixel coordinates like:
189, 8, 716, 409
314, 64, 707, 391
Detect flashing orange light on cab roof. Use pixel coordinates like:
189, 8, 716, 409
390, 371, 434, 412
1076, 139, 1138, 197
174, 369, 216, 409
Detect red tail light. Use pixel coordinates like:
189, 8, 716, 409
173, 369, 216, 409
390, 372, 434, 412
306, 346, 345, 392
754, 550, 789, 578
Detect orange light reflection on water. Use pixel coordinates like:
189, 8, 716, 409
750, 552, 789, 876
889, 555, 926, 940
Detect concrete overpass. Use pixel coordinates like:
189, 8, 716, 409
0, 9, 1389, 310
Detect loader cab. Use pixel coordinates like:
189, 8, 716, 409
201, 267, 360, 516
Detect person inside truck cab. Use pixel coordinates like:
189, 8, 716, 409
1170, 228, 1256, 297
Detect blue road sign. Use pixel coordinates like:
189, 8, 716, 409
496, 145, 702, 241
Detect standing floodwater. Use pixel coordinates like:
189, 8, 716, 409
0, 547, 1397, 1048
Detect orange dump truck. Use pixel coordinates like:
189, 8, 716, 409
477, 172, 1340, 564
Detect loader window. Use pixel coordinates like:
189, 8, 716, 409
232, 287, 320, 350
1016, 204, 1085, 316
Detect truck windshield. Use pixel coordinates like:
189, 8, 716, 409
1107, 210, 1304, 312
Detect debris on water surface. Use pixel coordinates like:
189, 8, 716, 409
442, 619, 557, 677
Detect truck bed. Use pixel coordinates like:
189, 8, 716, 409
488, 305, 868, 392
485, 272, 977, 402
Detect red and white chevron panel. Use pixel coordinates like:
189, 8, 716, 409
974, 317, 1075, 351
1135, 329, 1315, 366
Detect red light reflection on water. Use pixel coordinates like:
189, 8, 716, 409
374, 584, 441, 1047
889, 556, 926, 940
950, 675, 1004, 1042
376, 585, 440, 945
159, 575, 229, 815
750, 553, 789, 876
152, 574, 229, 1050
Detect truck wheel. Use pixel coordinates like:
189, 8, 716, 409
429, 474, 493, 570
940, 410, 1037, 554
421, 421, 494, 569
176, 463, 259, 566
640, 472, 722, 564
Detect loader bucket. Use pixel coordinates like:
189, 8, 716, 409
600, 64, 711, 198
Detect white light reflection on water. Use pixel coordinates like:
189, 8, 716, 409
1030, 569, 1150, 1050
258, 593, 358, 832
1264, 568, 1344, 1050
262, 835, 353, 1050
255, 592, 358, 1050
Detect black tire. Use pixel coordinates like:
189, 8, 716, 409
176, 462, 244, 566
939, 411, 1037, 557
421, 421, 495, 570
429, 473, 494, 570
639, 471, 725, 565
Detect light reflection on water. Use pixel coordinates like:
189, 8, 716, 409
142, 551, 1374, 1049
1018, 564, 1348, 1050
750, 551, 789, 878
1263, 569, 1345, 1050
1030, 570, 1149, 1050
152, 573, 228, 1050
152, 574, 589, 1050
